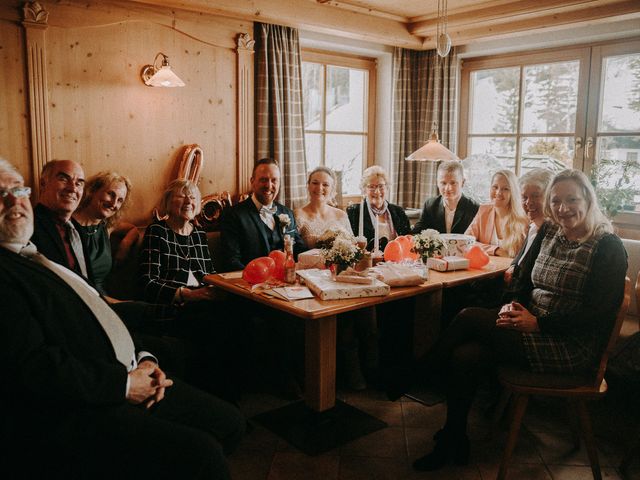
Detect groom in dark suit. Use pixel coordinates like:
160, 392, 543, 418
219, 158, 307, 397
220, 158, 306, 272
0, 158, 244, 479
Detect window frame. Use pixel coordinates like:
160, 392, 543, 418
458, 45, 591, 173
301, 49, 377, 206
458, 37, 640, 231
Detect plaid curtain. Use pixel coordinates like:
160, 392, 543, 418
392, 47, 458, 208
255, 23, 308, 208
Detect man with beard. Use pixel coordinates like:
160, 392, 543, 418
219, 158, 306, 398
0, 158, 244, 479
220, 158, 306, 272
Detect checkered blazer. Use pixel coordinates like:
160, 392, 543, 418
510, 223, 627, 373
139, 221, 214, 305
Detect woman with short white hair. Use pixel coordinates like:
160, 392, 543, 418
140, 179, 216, 306
346, 165, 411, 251
503, 168, 555, 286
139, 179, 243, 401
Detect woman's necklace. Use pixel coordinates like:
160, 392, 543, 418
174, 232, 192, 261
82, 223, 101, 236
173, 229, 207, 275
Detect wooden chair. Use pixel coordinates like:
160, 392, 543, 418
619, 270, 640, 477
496, 277, 631, 480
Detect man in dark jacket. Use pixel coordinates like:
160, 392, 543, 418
220, 158, 306, 272
0, 158, 244, 479
412, 160, 479, 235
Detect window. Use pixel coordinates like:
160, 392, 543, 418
588, 45, 640, 213
301, 50, 376, 201
460, 39, 640, 214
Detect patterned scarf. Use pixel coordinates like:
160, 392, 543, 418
367, 200, 396, 239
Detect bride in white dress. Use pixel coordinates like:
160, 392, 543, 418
295, 167, 378, 390
294, 166, 352, 247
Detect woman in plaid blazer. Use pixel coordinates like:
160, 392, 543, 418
404, 169, 627, 472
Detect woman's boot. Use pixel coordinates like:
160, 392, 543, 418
412, 428, 470, 471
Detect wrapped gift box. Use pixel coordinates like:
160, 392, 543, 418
297, 248, 325, 270
439, 234, 475, 256
297, 268, 390, 300
427, 256, 470, 271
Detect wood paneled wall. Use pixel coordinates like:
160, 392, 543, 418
0, 0, 254, 226
0, 11, 31, 185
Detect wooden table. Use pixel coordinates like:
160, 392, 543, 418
204, 256, 512, 413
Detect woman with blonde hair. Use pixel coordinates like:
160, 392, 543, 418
399, 169, 626, 472
465, 169, 528, 257
73, 171, 134, 295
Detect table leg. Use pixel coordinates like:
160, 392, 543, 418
304, 314, 337, 412
413, 288, 442, 358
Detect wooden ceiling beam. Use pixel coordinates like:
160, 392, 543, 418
409, 0, 628, 35
128, 0, 422, 48
419, 0, 640, 48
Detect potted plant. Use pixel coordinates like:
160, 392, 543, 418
591, 157, 640, 219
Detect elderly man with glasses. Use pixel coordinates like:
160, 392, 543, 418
0, 157, 244, 479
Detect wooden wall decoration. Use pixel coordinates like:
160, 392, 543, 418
11, 0, 254, 226
236, 32, 254, 197
22, 1, 52, 195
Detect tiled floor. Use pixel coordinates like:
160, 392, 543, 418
227, 381, 640, 480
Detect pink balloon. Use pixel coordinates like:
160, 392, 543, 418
243, 257, 276, 284
384, 240, 404, 263
269, 250, 286, 281
464, 245, 490, 269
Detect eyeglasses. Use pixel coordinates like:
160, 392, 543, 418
366, 184, 386, 192
0, 186, 31, 199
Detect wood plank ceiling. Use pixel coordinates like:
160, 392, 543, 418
129, 0, 640, 49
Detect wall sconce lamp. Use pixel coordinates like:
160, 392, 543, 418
405, 122, 458, 161
141, 52, 185, 87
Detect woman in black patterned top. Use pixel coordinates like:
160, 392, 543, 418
396, 169, 627, 472
139, 179, 241, 400
140, 179, 218, 306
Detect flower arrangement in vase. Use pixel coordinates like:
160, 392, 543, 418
411, 229, 445, 263
318, 230, 363, 276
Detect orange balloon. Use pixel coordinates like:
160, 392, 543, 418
464, 245, 490, 269
401, 235, 419, 260
384, 240, 404, 263
396, 235, 413, 259
243, 256, 276, 284
269, 250, 286, 281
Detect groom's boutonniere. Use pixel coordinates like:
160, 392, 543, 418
278, 213, 291, 236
